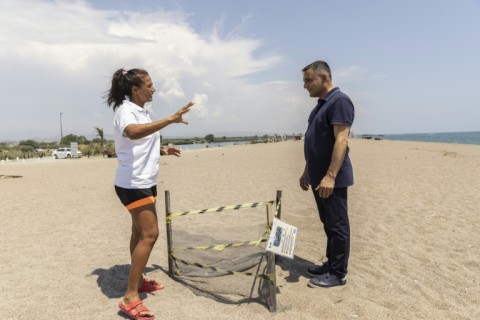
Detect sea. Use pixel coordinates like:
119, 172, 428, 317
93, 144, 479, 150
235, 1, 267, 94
175, 132, 480, 149
380, 131, 480, 145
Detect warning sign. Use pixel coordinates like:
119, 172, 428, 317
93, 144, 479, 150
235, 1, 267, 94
266, 217, 297, 259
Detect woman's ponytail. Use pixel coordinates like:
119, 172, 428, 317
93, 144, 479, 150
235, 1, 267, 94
105, 68, 149, 110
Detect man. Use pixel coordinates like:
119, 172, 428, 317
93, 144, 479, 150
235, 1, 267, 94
299, 60, 355, 288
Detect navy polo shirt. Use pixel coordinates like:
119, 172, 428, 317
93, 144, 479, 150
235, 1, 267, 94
304, 87, 355, 188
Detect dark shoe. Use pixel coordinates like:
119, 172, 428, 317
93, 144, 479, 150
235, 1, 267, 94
308, 273, 346, 288
306, 262, 329, 277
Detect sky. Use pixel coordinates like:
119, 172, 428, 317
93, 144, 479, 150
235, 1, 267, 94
1, 0, 479, 141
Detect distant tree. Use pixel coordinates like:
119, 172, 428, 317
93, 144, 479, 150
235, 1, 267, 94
18, 144, 35, 154
19, 139, 39, 149
38, 141, 58, 149
94, 127, 105, 157
205, 134, 215, 143
78, 135, 89, 144
62, 134, 89, 145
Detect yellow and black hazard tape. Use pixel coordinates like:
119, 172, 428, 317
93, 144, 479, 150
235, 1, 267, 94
167, 200, 275, 220
173, 230, 270, 252
170, 253, 275, 282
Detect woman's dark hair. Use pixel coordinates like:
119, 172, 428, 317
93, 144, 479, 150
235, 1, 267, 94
105, 68, 149, 110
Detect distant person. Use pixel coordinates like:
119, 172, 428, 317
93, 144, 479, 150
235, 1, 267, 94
299, 60, 355, 288
106, 68, 194, 319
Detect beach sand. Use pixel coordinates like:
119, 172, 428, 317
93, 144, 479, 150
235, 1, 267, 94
1, 139, 479, 319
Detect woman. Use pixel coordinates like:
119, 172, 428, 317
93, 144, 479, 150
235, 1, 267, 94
106, 68, 193, 320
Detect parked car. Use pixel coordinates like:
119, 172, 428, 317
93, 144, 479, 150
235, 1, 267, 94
52, 147, 82, 159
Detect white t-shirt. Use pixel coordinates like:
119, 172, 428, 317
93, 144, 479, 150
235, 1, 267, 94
113, 100, 160, 189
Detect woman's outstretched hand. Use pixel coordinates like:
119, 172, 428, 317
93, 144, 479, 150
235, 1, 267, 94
172, 101, 194, 124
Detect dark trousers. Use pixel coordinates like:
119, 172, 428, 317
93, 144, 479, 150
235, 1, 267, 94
312, 187, 350, 278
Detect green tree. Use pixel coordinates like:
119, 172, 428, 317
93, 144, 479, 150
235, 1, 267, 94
94, 127, 105, 157
205, 134, 215, 143
62, 134, 89, 145
19, 139, 39, 149
18, 144, 35, 154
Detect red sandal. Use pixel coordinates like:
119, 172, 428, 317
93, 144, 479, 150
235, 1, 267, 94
119, 298, 155, 320
138, 278, 165, 293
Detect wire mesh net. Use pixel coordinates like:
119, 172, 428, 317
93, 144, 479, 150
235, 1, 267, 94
168, 203, 275, 306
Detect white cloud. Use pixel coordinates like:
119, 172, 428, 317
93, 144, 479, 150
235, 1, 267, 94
0, 0, 303, 140
191, 94, 209, 119
158, 78, 186, 103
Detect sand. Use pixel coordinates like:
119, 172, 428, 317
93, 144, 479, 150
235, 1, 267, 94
1, 139, 479, 319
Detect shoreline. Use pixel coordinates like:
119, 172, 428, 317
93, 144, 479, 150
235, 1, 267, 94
2, 137, 479, 166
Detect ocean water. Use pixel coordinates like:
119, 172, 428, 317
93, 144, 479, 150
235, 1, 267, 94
381, 131, 480, 145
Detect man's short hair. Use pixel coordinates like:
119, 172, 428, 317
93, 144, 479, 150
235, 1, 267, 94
302, 60, 332, 80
